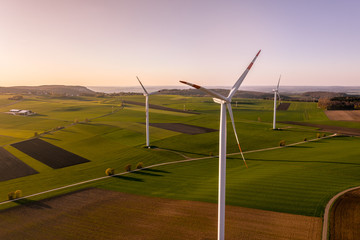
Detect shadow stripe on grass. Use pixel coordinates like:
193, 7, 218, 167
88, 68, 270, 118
11, 138, 90, 169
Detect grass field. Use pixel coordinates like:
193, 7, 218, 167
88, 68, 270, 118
0, 93, 359, 224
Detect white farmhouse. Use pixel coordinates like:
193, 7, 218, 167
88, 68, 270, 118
7, 109, 35, 116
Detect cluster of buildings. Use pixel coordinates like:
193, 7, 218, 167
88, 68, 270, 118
8, 109, 35, 116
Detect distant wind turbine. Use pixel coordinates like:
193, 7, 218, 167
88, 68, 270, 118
180, 50, 261, 240
137, 76, 156, 148
272, 75, 281, 130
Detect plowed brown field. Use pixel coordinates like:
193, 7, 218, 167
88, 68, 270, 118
325, 110, 360, 122
277, 103, 291, 111
11, 138, 89, 169
330, 189, 360, 240
0, 188, 321, 240
0, 147, 38, 181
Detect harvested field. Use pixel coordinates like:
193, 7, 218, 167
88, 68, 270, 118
280, 121, 360, 136
146, 122, 217, 135
0, 188, 322, 240
124, 100, 199, 114
0, 147, 38, 181
330, 189, 360, 240
11, 138, 89, 169
325, 110, 360, 122
277, 102, 291, 111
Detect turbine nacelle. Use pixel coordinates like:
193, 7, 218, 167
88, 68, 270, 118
213, 98, 227, 104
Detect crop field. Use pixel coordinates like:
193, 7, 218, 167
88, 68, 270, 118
0, 147, 38, 181
0, 188, 321, 240
330, 188, 360, 240
0, 94, 359, 238
11, 138, 90, 169
325, 110, 360, 122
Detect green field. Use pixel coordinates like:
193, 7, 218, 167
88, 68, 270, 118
0, 94, 359, 219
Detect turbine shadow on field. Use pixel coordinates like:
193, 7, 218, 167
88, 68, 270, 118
15, 198, 52, 209
159, 148, 209, 157
287, 145, 313, 148
112, 175, 144, 182
247, 158, 360, 166
41, 136, 60, 141
142, 168, 171, 174
132, 171, 163, 177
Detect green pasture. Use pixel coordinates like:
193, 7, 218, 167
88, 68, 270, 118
96, 136, 360, 217
0, 94, 359, 220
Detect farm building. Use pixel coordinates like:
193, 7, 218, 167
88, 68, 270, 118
8, 109, 35, 116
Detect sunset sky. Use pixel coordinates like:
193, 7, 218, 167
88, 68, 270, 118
1, 0, 359, 87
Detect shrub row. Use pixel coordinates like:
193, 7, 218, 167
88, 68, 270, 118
105, 162, 144, 176
8, 190, 22, 200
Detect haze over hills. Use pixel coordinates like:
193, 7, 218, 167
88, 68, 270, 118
88, 85, 360, 95
0, 85, 359, 101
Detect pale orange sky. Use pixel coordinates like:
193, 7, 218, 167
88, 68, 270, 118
1, 0, 359, 87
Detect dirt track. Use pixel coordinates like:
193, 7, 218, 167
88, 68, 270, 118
147, 122, 217, 135
280, 121, 360, 136
124, 100, 199, 114
0, 188, 321, 240
330, 189, 360, 240
325, 110, 360, 122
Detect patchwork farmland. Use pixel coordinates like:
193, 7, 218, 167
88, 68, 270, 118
0, 94, 359, 239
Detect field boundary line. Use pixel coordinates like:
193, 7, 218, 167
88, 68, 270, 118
322, 185, 360, 240
0, 134, 337, 206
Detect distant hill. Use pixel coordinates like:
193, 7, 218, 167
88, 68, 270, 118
156, 88, 292, 100
300, 91, 348, 99
0, 85, 96, 96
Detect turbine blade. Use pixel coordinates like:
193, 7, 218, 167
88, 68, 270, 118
179, 80, 227, 101
277, 75, 281, 90
226, 103, 248, 168
136, 76, 148, 95
277, 92, 281, 102
228, 50, 261, 99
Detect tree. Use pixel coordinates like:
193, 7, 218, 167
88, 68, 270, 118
105, 168, 115, 176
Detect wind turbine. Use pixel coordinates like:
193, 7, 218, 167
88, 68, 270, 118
180, 50, 261, 240
137, 76, 155, 148
272, 75, 281, 130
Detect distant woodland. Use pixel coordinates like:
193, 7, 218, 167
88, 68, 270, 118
318, 97, 360, 110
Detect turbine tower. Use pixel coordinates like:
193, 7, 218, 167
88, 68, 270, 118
137, 76, 154, 148
180, 50, 261, 240
272, 75, 281, 130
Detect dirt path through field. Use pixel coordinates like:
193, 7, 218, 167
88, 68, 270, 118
0, 188, 322, 240
280, 121, 360, 136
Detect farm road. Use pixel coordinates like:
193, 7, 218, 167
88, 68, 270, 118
280, 121, 360, 136
0, 133, 337, 207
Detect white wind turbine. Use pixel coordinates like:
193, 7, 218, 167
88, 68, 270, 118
137, 76, 155, 148
272, 75, 281, 130
180, 50, 261, 240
